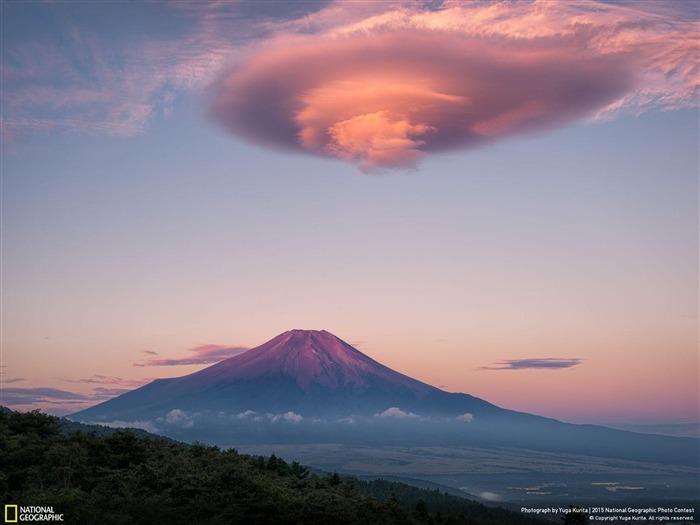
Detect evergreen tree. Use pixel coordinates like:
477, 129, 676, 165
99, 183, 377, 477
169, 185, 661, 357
415, 499, 428, 520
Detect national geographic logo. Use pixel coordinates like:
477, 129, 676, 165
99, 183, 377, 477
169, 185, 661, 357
4, 506, 63, 522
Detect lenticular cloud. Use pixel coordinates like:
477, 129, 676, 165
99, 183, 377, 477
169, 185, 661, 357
210, 1, 698, 171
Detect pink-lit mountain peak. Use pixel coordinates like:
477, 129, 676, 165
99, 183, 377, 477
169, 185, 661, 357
193, 329, 435, 394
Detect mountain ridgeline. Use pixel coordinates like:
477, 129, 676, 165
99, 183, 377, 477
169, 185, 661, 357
71, 330, 699, 467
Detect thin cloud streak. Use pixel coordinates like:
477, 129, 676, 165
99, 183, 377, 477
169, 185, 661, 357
1, 385, 136, 404
2, 387, 91, 400
1, 384, 141, 413
133, 344, 249, 367
480, 358, 583, 371
0, 367, 25, 384
211, 0, 698, 170
91, 387, 133, 400
1, 387, 92, 407
60, 375, 152, 388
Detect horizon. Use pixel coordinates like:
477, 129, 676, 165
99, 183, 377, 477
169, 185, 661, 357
2, 1, 698, 430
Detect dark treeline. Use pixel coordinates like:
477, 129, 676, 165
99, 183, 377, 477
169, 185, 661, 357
0, 409, 547, 525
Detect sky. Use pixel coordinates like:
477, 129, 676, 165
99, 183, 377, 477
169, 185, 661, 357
1, 0, 698, 426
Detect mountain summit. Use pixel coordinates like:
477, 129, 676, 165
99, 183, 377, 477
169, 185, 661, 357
190, 329, 436, 394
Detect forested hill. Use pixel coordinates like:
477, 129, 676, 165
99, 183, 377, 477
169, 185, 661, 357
0, 408, 546, 525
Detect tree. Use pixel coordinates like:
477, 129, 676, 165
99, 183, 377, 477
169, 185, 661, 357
415, 499, 428, 520
290, 461, 309, 479
327, 472, 342, 487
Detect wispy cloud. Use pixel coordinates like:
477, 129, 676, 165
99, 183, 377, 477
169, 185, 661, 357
1, 2, 261, 141
0, 378, 26, 384
241, 411, 305, 423
211, 0, 698, 171
1, 387, 91, 406
476, 491, 502, 502
87, 419, 159, 434
479, 358, 583, 371
2, 382, 141, 413
0, 366, 25, 384
133, 344, 249, 367
60, 374, 152, 387
87, 407, 201, 434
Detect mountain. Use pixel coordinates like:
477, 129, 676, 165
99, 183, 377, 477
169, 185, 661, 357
71, 329, 699, 467
73, 329, 498, 420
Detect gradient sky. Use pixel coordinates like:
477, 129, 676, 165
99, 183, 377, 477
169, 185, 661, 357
1, 0, 698, 426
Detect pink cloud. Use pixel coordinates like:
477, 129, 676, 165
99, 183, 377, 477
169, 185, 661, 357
211, 1, 698, 170
133, 344, 249, 367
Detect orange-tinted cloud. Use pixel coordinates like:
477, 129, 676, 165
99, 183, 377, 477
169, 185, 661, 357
211, 1, 698, 170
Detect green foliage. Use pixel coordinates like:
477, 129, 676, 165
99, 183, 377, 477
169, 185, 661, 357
0, 409, 546, 525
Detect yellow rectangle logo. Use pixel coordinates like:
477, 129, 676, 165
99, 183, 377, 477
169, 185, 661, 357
4, 504, 18, 523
